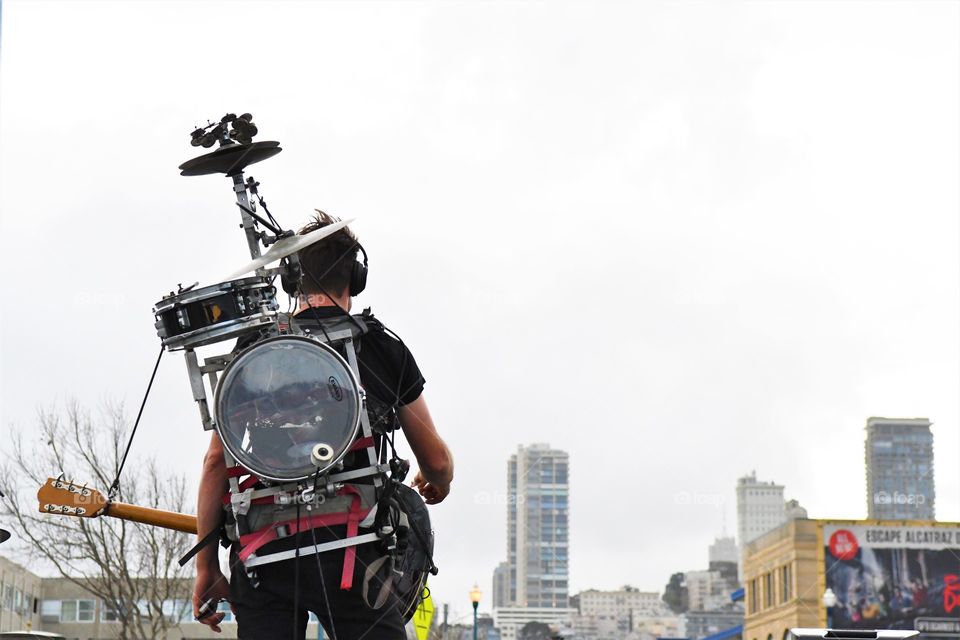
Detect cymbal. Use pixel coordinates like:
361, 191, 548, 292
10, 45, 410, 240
179, 141, 282, 176
225, 218, 355, 280
0, 528, 10, 544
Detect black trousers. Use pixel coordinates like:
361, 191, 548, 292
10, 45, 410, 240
229, 537, 406, 640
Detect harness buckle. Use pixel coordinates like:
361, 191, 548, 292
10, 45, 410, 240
231, 488, 253, 516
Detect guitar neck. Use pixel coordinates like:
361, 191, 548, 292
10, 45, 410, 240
105, 502, 198, 535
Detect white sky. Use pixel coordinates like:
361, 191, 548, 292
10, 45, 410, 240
1, 0, 958, 624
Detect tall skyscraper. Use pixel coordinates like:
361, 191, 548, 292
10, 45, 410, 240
507, 443, 570, 608
865, 417, 936, 520
736, 471, 786, 547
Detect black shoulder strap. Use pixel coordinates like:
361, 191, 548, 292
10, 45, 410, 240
292, 311, 371, 341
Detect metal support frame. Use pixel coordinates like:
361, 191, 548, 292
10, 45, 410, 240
232, 171, 263, 264
244, 532, 380, 568
176, 317, 388, 568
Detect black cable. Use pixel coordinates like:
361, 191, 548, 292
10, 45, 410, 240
255, 193, 282, 233
234, 202, 283, 236
108, 345, 164, 500
310, 521, 339, 640
294, 501, 301, 639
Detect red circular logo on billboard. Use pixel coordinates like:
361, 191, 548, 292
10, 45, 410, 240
829, 529, 860, 560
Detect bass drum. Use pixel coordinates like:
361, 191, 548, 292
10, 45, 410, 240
213, 335, 363, 483
153, 277, 278, 350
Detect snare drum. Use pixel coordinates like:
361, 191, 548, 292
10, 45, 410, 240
153, 277, 278, 350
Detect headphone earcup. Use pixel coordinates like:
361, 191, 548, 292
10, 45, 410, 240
350, 260, 368, 296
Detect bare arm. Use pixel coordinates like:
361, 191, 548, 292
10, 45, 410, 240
196, 434, 229, 572
192, 433, 231, 631
398, 394, 453, 504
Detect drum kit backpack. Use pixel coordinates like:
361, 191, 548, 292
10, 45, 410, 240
153, 113, 433, 620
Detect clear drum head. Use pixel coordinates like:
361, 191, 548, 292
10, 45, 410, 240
214, 336, 362, 482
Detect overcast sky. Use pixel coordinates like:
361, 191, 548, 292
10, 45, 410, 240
1, 0, 958, 624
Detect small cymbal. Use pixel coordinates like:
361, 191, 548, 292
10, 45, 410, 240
225, 219, 355, 280
179, 141, 282, 176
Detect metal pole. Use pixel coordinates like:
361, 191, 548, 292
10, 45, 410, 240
472, 601, 479, 640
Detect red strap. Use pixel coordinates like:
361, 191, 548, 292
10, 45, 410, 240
348, 436, 375, 452
237, 510, 366, 563
339, 485, 365, 590
234, 484, 372, 581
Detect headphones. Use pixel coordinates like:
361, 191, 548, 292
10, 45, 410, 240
349, 242, 369, 296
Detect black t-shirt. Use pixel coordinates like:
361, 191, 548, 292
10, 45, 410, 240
291, 306, 425, 408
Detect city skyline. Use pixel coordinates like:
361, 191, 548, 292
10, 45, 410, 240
1, 1, 957, 623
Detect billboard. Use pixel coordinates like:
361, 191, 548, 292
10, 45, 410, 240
823, 523, 960, 635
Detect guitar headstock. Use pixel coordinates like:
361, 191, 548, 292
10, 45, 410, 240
37, 477, 108, 518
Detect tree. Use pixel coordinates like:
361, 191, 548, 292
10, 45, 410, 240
519, 620, 555, 640
662, 571, 689, 613
0, 401, 193, 639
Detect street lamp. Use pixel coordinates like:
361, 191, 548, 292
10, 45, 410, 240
822, 588, 837, 628
470, 584, 482, 640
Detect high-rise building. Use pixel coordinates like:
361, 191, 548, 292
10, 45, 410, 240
507, 443, 570, 608
865, 417, 936, 520
736, 472, 786, 548
492, 561, 510, 609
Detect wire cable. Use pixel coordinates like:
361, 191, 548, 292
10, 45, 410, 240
108, 345, 164, 500
294, 501, 302, 639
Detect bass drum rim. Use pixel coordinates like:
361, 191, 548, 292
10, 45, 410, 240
213, 334, 363, 483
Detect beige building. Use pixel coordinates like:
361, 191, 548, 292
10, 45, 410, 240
742, 519, 821, 640
571, 587, 667, 640
743, 519, 960, 640
0, 556, 335, 639
0, 556, 42, 633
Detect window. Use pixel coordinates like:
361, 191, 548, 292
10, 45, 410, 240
61, 599, 96, 622
40, 599, 61, 623
780, 564, 792, 602
763, 572, 774, 609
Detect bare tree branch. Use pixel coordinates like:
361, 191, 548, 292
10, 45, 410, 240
0, 400, 193, 638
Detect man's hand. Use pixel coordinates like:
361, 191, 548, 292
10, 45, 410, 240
193, 568, 232, 632
411, 470, 450, 505
397, 396, 454, 503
